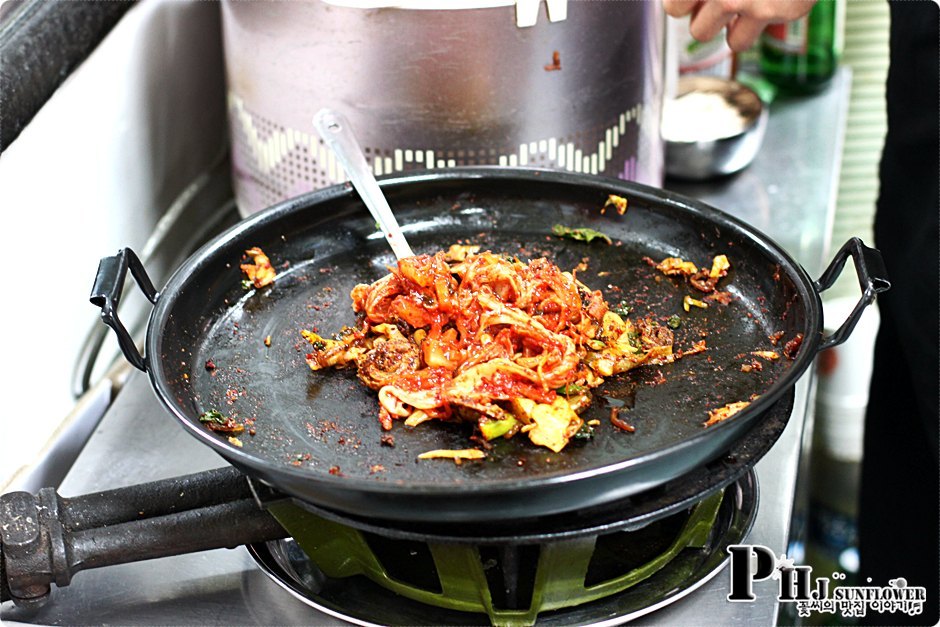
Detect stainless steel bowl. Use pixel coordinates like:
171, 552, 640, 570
663, 76, 768, 180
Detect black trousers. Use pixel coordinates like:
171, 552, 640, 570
857, 2, 939, 625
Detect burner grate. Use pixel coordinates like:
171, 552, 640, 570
258, 487, 730, 626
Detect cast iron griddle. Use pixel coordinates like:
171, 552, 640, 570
140, 169, 821, 522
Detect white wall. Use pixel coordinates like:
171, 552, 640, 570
0, 0, 228, 489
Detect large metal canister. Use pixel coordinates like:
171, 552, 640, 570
221, 0, 665, 216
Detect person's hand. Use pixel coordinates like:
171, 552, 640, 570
663, 0, 818, 51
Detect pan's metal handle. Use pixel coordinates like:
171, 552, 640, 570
89, 248, 158, 371
814, 237, 890, 352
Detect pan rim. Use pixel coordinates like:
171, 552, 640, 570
146, 167, 821, 498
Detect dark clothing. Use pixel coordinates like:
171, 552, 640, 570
858, 2, 939, 625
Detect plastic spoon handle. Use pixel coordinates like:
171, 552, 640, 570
313, 109, 415, 260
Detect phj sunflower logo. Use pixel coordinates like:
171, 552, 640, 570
727, 545, 926, 619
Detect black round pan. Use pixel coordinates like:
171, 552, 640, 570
92, 168, 887, 522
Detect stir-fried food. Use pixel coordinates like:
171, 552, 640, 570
645, 253, 730, 293
302, 249, 690, 453
241, 247, 276, 288
704, 399, 753, 427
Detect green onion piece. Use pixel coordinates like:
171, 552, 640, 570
479, 416, 519, 441
612, 302, 633, 317
573, 423, 595, 441
551, 224, 613, 245
199, 410, 227, 425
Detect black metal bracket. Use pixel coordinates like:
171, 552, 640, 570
0, 467, 287, 608
814, 237, 891, 352
89, 248, 159, 372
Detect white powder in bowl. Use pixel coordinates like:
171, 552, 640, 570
661, 90, 750, 143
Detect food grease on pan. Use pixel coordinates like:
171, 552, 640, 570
198, 240, 772, 475
193, 223, 792, 474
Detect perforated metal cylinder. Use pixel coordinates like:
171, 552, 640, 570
221, 0, 665, 216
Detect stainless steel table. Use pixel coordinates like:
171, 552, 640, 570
645, 66, 851, 626
1, 68, 850, 626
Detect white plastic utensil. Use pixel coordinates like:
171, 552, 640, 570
313, 108, 415, 259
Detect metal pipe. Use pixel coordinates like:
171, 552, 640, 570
70, 499, 287, 571
61, 466, 248, 530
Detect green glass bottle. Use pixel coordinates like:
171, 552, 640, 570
759, 0, 844, 93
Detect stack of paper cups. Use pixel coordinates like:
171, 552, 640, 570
814, 296, 881, 462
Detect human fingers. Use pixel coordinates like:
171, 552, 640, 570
726, 14, 769, 51
688, 0, 737, 44
662, 0, 700, 18
724, 0, 818, 51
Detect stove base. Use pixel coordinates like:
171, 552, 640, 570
247, 470, 757, 626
